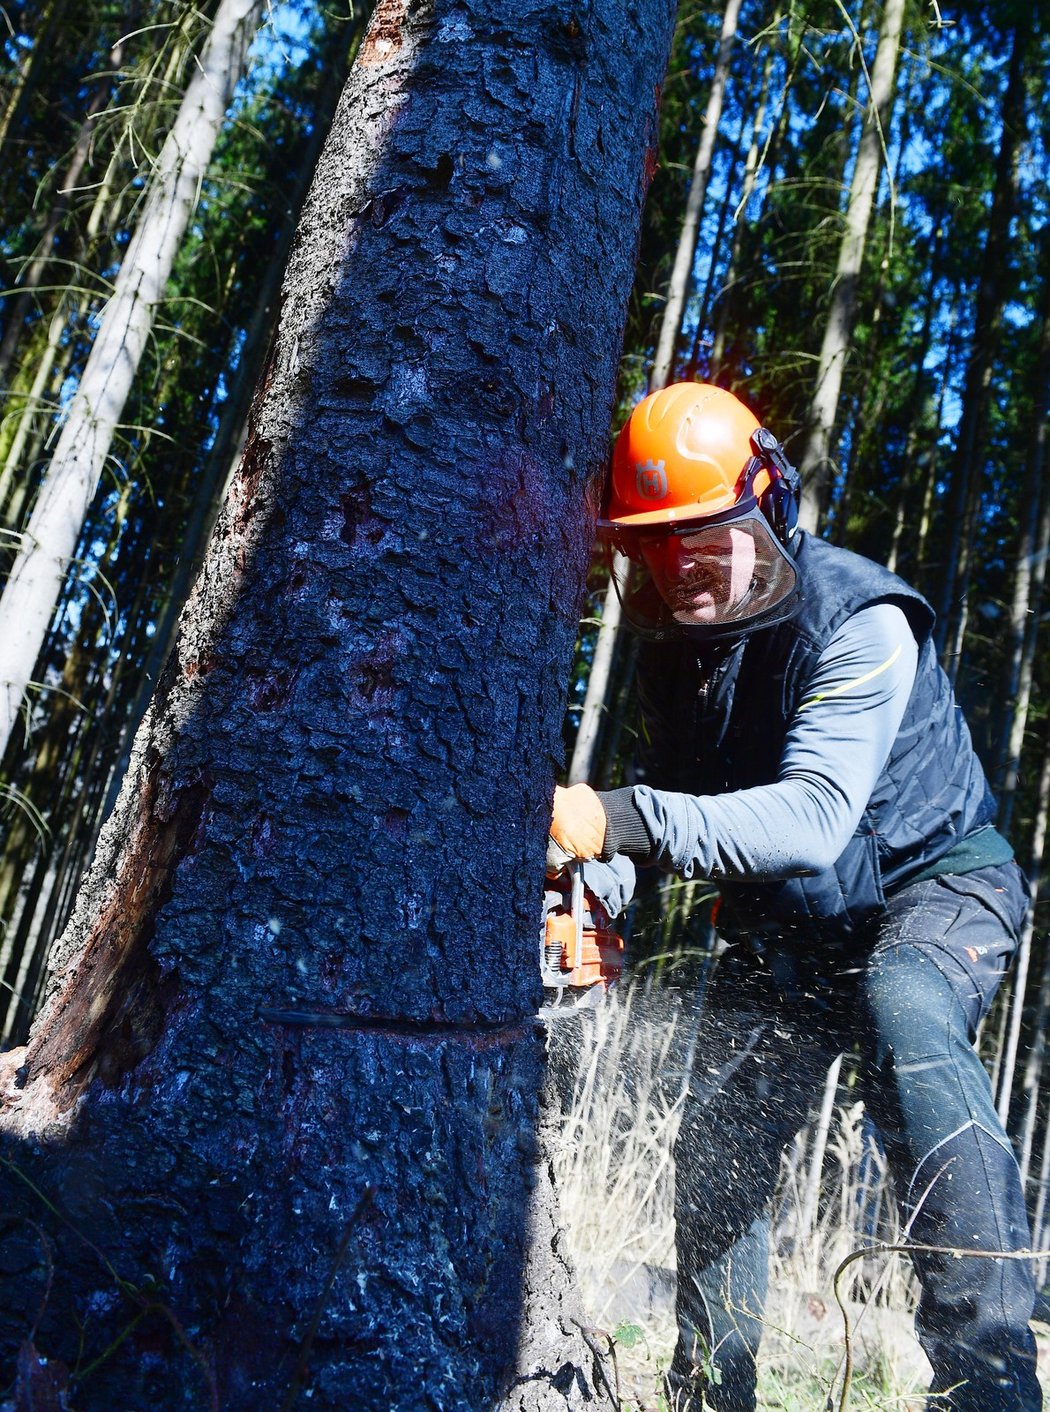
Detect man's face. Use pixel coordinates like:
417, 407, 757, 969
639, 523, 757, 624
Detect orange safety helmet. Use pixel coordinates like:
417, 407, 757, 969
598, 382, 802, 640
606, 382, 768, 525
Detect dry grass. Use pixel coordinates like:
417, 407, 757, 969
551, 975, 940, 1411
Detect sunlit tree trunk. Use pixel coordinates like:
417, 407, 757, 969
0, 0, 677, 1404
796, 0, 905, 535
0, 138, 126, 523
650, 0, 742, 390
0, 0, 266, 761
799, 1053, 842, 1246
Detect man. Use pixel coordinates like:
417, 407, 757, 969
549, 382, 1041, 1411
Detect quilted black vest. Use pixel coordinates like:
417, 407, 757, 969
634, 534, 996, 938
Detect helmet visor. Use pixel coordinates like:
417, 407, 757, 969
612, 510, 800, 641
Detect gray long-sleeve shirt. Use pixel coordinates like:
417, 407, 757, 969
608, 603, 919, 885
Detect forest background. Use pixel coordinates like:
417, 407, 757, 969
0, 0, 1047, 1400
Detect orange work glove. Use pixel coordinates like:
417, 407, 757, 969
550, 783, 607, 861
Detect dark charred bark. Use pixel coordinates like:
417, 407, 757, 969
0, 0, 676, 1406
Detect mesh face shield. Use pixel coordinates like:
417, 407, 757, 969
605, 506, 801, 643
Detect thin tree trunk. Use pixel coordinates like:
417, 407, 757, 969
1001, 743, 1050, 1133
685, 105, 748, 376
996, 239, 1050, 832
568, 554, 628, 784
1020, 924, 1050, 1197
650, 0, 743, 389
709, 6, 783, 378
0, 137, 139, 527
800, 1053, 843, 1243
570, 0, 741, 786
0, 0, 266, 762
796, 0, 905, 535
884, 231, 945, 574
1033, 1110, 1050, 1286
935, 18, 1030, 673
0, 38, 123, 385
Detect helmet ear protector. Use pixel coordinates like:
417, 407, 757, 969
749, 426, 800, 546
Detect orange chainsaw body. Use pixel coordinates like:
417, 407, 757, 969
543, 907, 624, 991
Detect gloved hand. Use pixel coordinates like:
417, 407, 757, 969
550, 783, 607, 861
545, 835, 575, 877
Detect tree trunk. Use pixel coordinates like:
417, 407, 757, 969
570, 0, 740, 787
1033, 1113, 1050, 1288
995, 231, 1050, 833
650, 0, 742, 390
934, 17, 1030, 673
799, 1053, 842, 1247
0, 0, 677, 1406
0, 0, 266, 762
708, 5, 783, 379
884, 229, 945, 575
1001, 742, 1050, 1138
0, 134, 127, 523
0, 37, 123, 385
796, 0, 905, 536
568, 553, 628, 785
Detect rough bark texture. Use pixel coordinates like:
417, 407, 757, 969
0, 0, 676, 1406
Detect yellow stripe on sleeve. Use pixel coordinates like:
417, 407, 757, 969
797, 644, 904, 712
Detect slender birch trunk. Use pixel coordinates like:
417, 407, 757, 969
796, 0, 905, 536
800, 1053, 843, 1247
0, 0, 265, 762
650, 0, 742, 390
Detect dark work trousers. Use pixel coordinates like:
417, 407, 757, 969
667, 861, 1042, 1412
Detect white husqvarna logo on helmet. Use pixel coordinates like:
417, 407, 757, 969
636, 459, 667, 500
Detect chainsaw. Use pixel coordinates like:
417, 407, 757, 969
540, 861, 624, 1011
